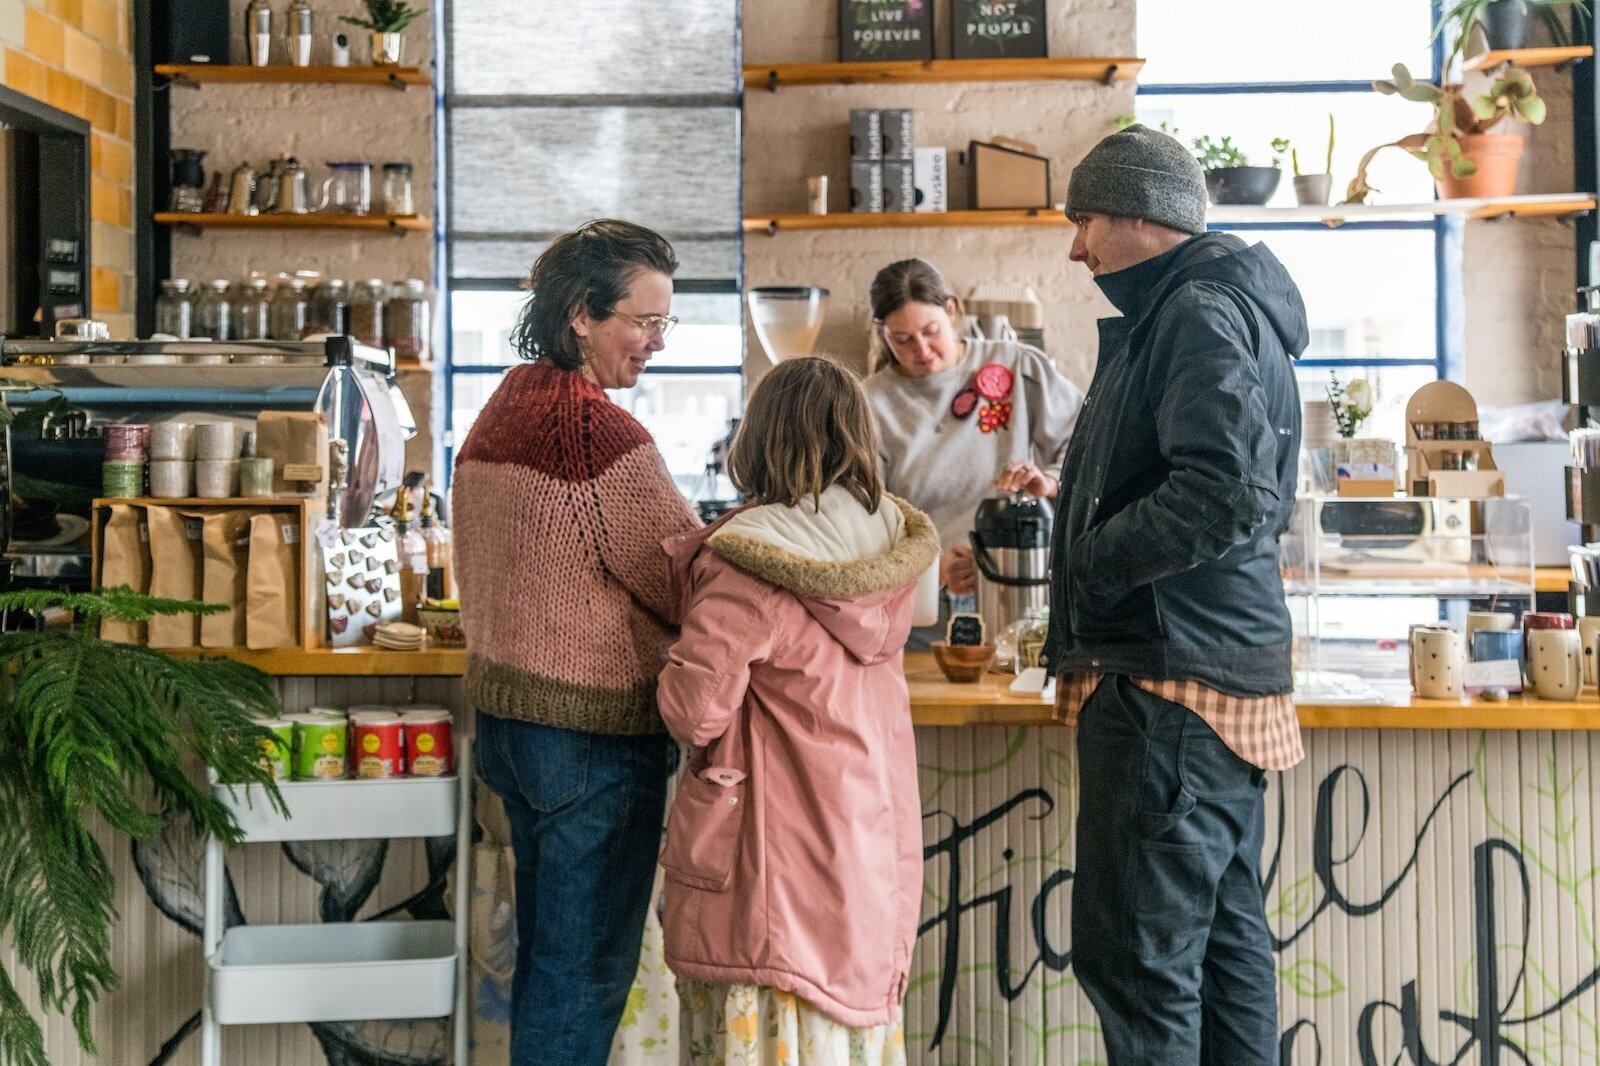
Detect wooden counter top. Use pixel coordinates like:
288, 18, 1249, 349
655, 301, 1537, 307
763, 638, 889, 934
170, 647, 1600, 729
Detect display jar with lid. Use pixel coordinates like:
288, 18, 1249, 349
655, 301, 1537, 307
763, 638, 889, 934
194, 279, 233, 341
349, 279, 386, 348
384, 279, 430, 363
381, 162, 414, 215
235, 278, 271, 340
307, 278, 349, 336
268, 278, 310, 340
155, 278, 194, 338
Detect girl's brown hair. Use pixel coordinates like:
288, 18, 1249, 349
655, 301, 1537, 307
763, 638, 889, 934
729, 357, 883, 513
866, 257, 963, 373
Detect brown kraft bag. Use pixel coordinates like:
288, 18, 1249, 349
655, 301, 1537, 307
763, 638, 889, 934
99, 503, 150, 644
246, 512, 301, 649
146, 505, 203, 648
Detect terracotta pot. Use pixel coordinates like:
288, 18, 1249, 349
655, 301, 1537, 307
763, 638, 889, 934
1436, 133, 1524, 199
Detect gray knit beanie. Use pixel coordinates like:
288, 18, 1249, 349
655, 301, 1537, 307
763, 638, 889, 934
1065, 124, 1207, 235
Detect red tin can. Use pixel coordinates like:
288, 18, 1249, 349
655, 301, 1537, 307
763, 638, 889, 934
403, 710, 453, 777
351, 711, 405, 778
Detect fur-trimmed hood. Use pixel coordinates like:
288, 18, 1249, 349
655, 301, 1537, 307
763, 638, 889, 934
664, 488, 939, 664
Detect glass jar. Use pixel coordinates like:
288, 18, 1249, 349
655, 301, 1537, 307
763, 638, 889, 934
235, 278, 272, 340
384, 279, 430, 363
154, 278, 194, 338
194, 279, 233, 340
349, 279, 386, 348
381, 162, 414, 215
268, 278, 310, 340
307, 278, 349, 336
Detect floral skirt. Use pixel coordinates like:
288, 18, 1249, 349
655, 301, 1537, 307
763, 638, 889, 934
679, 982, 906, 1066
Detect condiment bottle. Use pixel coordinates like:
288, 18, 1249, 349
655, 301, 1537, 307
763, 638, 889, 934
419, 486, 455, 600
391, 489, 428, 626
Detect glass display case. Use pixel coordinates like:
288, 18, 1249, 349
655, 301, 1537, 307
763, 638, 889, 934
1281, 496, 1536, 700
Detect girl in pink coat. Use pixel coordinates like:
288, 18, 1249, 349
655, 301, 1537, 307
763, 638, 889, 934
658, 357, 940, 1065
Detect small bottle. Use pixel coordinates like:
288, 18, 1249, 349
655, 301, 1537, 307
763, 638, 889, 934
391, 490, 428, 626
419, 487, 455, 601
381, 162, 414, 215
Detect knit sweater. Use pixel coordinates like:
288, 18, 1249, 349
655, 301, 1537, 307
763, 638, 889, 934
452, 362, 701, 734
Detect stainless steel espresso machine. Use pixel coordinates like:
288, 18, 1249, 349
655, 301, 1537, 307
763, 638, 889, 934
0, 335, 415, 587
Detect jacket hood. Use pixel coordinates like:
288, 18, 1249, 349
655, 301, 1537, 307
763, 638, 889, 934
664, 489, 939, 664
1104, 231, 1309, 360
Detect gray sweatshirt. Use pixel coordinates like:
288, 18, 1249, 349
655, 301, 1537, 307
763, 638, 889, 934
866, 337, 1084, 549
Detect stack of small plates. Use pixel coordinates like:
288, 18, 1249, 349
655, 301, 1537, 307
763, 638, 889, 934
373, 621, 426, 651
1302, 399, 1339, 453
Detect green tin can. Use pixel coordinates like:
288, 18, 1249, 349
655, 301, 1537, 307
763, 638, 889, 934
291, 711, 348, 780
101, 460, 145, 498
254, 716, 294, 781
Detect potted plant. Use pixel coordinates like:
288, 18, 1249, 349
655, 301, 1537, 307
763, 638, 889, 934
0, 586, 283, 1066
340, 0, 427, 66
1292, 115, 1336, 206
1435, 0, 1589, 65
1192, 133, 1286, 206
1326, 374, 1396, 493
1346, 63, 1545, 201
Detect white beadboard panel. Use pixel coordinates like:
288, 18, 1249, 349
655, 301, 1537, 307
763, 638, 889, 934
446, 0, 739, 98
13, 709, 1600, 1064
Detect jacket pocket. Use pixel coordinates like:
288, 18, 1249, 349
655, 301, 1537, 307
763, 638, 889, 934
660, 765, 747, 892
1069, 568, 1163, 642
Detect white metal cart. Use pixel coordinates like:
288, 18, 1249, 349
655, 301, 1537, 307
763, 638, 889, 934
199, 736, 471, 1066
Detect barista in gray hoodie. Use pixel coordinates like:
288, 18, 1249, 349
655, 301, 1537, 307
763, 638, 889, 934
1041, 124, 1309, 1064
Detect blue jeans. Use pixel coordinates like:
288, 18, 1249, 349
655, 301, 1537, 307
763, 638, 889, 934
1071, 676, 1277, 1065
476, 712, 677, 1065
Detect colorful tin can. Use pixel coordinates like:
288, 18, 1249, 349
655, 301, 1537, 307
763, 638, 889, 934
402, 710, 453, 777
291, 710, 348, 780
254, 716, 294, 781
351, 711, 405, 778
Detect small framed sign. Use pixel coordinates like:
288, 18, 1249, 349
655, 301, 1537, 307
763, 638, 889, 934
952, 0, 1048, 60
838, 0, 934, 63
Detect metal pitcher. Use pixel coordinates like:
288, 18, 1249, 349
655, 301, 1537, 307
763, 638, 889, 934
227, 163, 258, 215
256, 157, 286, 213
274, 157, 317, 214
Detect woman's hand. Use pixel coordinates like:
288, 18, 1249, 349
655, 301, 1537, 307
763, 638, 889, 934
941, 544, 977, 596
994, 460, 1059, 498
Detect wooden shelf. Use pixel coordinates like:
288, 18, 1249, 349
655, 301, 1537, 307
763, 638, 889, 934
744, 56, 1143, 90
1463, 45, 1593, 72
1536, 566, 1571, 594
746, 209, 1070, 234
155, 63, 430, 88
154, 212, 430, 232
166, 646, 466, 676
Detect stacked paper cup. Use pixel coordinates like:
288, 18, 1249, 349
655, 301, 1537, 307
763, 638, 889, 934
102, 423, 148, 498
149, 421, 195, 498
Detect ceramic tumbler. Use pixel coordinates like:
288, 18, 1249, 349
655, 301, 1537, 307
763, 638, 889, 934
1523, 611, 1574, 672
238, 456, 274, 497
1530, 628, 1583, 701
1466, 610, 1517, 655
1581, 617, 1600, 687
149, 421, 194, 461
194, 459, 238, 498
1411, 625, 1465, 699
193, 421, 238, 460
148, 460, 193, 498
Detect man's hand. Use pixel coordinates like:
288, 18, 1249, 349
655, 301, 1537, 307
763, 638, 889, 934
941, 544, 977, 595
994, 460, 1059, 498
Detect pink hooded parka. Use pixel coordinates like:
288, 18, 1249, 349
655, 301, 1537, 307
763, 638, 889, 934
657, 488, 940, 1027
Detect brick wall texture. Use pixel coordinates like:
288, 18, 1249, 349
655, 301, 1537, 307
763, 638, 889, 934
1, 0, 136, 336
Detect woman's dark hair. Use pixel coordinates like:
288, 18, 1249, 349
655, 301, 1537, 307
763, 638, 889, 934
866, 258, 962, 372
729, 356, 882, 513
511, 219, 679, 370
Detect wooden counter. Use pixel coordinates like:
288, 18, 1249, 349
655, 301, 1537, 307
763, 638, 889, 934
172, 646, 1600, 729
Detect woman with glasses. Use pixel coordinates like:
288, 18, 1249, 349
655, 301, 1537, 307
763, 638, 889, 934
453, 218, 699, 1064
864, 258, 1084, 646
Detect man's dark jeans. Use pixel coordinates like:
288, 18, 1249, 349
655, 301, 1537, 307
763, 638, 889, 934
1072, 676, 1277, 1065
476, 712, 677, 1065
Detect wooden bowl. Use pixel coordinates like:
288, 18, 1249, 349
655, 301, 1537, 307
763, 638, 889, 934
931, 641, 995, 683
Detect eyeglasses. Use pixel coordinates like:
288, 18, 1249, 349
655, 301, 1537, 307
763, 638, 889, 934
614, 311, 679, 340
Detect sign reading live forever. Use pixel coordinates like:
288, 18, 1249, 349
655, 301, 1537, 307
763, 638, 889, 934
838, 0, 934, 62
952, 0, 1048, 59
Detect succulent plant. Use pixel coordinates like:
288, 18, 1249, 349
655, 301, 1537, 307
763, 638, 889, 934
340, 0, 427, 33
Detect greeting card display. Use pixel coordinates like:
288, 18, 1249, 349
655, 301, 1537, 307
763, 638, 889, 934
838, 0, 933, 62
317, 521, 403, 647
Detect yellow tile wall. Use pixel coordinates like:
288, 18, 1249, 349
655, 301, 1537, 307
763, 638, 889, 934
3, 0, 134, 334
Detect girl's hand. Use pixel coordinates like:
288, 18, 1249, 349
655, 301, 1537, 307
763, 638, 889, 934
941, 544, 977, 595
994, 460, 1058, 498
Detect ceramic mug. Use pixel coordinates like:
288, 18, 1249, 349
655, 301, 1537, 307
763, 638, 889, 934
1411, 625, 1465, 699
1581, 617, 1600, 687
1466, 610, 1518, 655
194, 459, 238, 498
149, 421, 194, 461
1530, 628, 1583, 701
148, 460, 193, 499
1523, 611, 1574, 673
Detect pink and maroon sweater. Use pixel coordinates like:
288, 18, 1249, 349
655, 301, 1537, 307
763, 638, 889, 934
452, 362, 701, 734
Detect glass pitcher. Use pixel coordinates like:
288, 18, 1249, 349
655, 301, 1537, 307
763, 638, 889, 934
324, 162, 372, 215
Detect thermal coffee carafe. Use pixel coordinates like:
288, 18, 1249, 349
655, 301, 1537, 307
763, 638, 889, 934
970, 492, 1053, 644
245, 0, 272, 65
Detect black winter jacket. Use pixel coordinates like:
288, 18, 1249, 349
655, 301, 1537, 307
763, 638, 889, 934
1040, 232, 1307, 695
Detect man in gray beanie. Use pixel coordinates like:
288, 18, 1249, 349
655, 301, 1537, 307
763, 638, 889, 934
1040, 123, 1309, 1064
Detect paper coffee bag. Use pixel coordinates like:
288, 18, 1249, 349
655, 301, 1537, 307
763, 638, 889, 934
246, 512, 301, 649
98, 503, 149, 644
188, 509, 253, 648
146, 506, 202, 648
